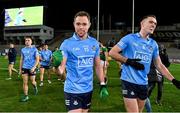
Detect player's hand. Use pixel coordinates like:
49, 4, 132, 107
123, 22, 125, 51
172, 79, 180, 89
99, 85, 109, 99
31, 67, 36, 73
31, 68, 35, 72
58, 66, 64, 75
125, 58, 144, 70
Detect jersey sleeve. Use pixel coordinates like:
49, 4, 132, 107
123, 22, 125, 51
60, 40, 68, 58
95, 41, 100, 57
34, 48, 39, 57
117, 34, 130, 50
21, 48, 23, 58
152, 41, 159, 59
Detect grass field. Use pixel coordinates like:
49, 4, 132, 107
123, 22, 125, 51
0, 56, 180, 112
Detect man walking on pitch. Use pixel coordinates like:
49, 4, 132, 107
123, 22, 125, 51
19, 36, 39, 102
109, 15, 180, 112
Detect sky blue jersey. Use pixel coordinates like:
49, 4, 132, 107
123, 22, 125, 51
117, 33, 159, 85
40, 49, 52, 66
14, 14, 23, 26
60, 33, 100, 93
21, 46, 39, 69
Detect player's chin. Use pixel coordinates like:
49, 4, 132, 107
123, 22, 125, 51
147, 31, 154, 35
151, 30, 155, 33
149, 29, 155, 34
77, 32, 86, 38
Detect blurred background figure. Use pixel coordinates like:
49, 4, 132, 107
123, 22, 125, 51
39, 43, 52, 86
99, 41, 109, 84
148, 44, 171, 105
4, 10, 12, 26
145, 44, 171, 112
6, 43, 18, 80
52, 47, 66, 83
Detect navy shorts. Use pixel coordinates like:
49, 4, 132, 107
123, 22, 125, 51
9, 59, 16, 65
9, 61, 15, 65
64, 91, 93, 111
40, 65, 50, 69
22, 68, 36, 76
121, 80, 148, 100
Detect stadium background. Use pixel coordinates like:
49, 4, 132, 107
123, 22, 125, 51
0, 0, 180, 59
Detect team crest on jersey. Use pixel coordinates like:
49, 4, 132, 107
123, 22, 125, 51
134, 51, 151, 63
78, 55, 94, 67
142, 45, 153, 53
92, 45, 96, 51
148, 46, 153, 53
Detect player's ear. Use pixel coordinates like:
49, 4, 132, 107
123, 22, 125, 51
88, 22, 91, 28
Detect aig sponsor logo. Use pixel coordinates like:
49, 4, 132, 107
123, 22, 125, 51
134, 51, 151, 63
78, 55, 94, 67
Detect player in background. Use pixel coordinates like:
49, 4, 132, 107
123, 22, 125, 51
4, 10, 12, 26
19, 36, 39, 102
52, 47, 66, 83
39, 43, 52, 86
36, 44, 43, 73
6, 43, 18, 80
99, 41, 109, 84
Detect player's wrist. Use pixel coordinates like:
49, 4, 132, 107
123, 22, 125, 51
31, 66, 36, 70
172, 78, 177, 83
